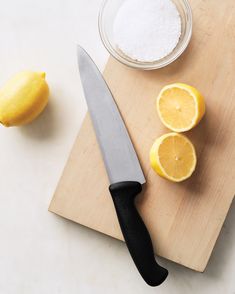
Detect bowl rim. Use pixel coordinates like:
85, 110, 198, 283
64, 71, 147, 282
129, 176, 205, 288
98, 0, 193, 70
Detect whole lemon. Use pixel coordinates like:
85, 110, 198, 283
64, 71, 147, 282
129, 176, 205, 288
0, 71, 49, 126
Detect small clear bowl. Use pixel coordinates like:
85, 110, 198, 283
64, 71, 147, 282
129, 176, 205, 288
98, 0, 192, 70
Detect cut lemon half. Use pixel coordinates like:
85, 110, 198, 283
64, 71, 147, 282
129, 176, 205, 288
156, 83, 205, 132
150, 133, 197, 182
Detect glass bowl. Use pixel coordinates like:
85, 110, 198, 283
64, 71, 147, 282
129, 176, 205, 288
98, 0, 192, 70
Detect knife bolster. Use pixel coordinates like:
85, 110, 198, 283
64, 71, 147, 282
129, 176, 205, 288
109, 181, 142, 204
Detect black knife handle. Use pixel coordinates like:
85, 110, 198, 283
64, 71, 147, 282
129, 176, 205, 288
109, 181, 168, 286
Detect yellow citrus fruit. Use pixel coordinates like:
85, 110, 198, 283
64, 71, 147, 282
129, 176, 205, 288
150, 133, 197, 182
0, 71, 49, 126
156, 83, 205, 132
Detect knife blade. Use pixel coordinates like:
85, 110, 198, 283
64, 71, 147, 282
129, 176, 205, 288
77, 45, 168, 286
77, 46, 145, 185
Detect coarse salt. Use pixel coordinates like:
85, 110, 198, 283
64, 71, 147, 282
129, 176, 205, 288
113, 0, 181, 62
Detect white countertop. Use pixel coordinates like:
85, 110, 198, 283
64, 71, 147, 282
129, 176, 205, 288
0, 1, 234, 293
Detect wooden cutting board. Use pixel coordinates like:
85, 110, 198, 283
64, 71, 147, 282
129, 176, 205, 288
49, 0, 235, 272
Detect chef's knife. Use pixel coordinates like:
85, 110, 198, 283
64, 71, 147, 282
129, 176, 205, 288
77, 45, 168, 286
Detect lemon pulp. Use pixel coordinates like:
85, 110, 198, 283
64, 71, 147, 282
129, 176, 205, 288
150, 133, 197, 182
157, 83, 205, 132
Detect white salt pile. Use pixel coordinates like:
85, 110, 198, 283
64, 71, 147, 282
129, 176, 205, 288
113, 0, 181, 62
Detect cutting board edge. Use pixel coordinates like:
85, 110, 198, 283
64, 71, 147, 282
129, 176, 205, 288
48, 204, 208, 272
48, 204, 123, 241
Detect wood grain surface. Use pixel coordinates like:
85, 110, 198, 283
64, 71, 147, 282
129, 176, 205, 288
49, 0, 235, 271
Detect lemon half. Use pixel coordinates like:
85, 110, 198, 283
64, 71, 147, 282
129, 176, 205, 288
156, 83, 205, 132
0, 71, 49, 127
150, 133, 197, 182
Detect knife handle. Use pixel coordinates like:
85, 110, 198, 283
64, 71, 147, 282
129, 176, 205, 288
109, 181, 168, 286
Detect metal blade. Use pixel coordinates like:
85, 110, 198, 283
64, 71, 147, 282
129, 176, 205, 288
77, 45, 145, 185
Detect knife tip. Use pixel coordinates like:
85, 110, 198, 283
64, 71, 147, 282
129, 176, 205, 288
77, 44, 89, 63
76, 44, 83, 54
